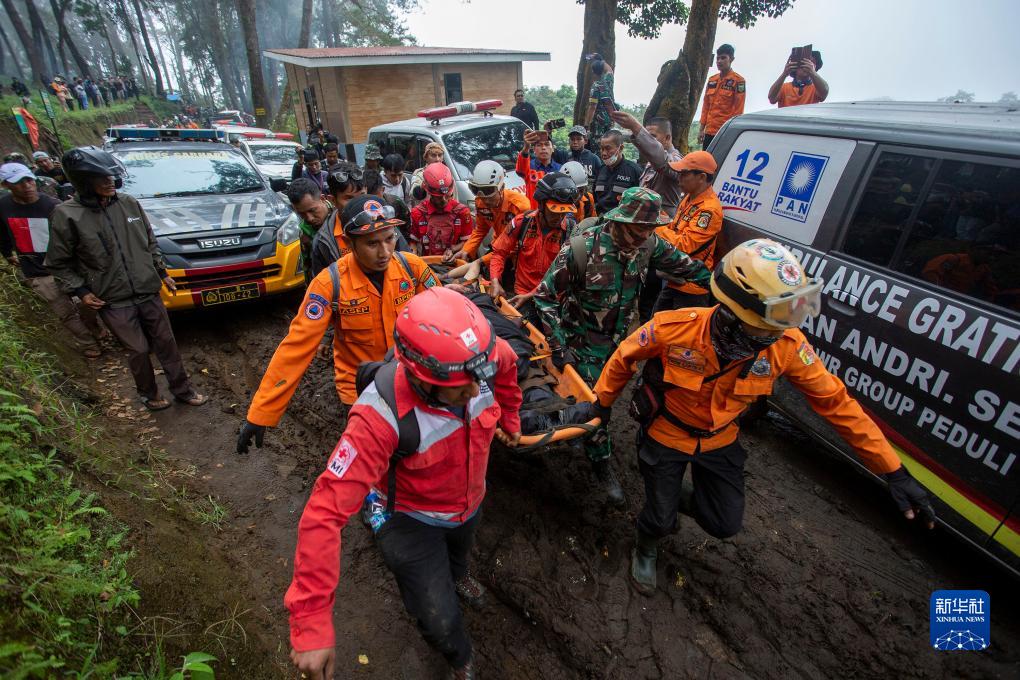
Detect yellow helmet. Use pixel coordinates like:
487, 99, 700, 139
710, 239, 823, 330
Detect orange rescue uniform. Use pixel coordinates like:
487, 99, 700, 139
594, 307, 902, 473
246, 252, 439, 422
699, 71, 746, 136
656, 186, 723, 295
776, 81, 824, 108
461, 189, 532, 258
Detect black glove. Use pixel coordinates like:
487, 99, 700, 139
551, 348, 577, 372
885, 466, 936, 528
236, 420, 266, 455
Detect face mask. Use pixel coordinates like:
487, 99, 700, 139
710, 306, 779, 363
605, 152, 620, 165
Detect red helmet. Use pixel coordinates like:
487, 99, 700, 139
394, 288, 497, 387
422, 162, 454, 196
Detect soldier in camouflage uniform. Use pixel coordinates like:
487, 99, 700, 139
535, 186, 711, 505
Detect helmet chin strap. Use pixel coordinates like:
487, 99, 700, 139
407, 374, 446, 407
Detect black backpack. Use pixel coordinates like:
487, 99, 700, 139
354, 357, 420, 513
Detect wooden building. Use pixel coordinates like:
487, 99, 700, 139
264, 46, 550, 146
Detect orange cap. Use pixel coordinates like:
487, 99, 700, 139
668, 151, 718, 174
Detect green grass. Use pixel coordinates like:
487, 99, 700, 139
0, 271, 218, 678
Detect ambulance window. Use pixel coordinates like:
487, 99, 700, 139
893, 159, 1020, 313
841, 152, 936, 267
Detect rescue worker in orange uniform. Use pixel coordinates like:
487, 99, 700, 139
590, 239, 935, 594
236, 195, 440, 453
487, 173, 578, 323
768, 49, 829, 108
653, 151, 723, 312
409, 163, 474, 259
452, 160, 531, 261
698, 44, 745, 149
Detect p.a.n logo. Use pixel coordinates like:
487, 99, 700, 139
771, 152, 829, 224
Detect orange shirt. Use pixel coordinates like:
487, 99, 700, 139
246, 252, 439, 420
699, 71, 746, 136
656, 186, 723, 294
595, 306, 902, 474
777, 80, 824, 108
461, 189, 532, 258
489, 212, 567, 296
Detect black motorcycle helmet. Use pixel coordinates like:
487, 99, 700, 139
533, 172, 578, 205
62, 146, 126, 197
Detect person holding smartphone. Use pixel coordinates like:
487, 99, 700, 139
583, 53, 616, 150
768, 48, 829, 108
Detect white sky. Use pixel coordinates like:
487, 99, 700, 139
405, 0, 1020, 115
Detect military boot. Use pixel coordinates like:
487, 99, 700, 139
630, 531, 658, 595
591, 459, 625, 507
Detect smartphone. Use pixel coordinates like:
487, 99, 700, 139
547, 118, 566, 130
599, 97, 616, 114
534, 129, 550, 143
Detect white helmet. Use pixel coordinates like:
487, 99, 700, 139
561, 161, 588, 189
469, 160, 505, 191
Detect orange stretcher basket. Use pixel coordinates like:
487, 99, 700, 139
423, 255, 601, 449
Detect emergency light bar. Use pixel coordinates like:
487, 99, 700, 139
106, 127, 228, 142
418, 99, 503, 123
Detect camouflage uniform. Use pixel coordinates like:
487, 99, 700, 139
534, 187, 711, 462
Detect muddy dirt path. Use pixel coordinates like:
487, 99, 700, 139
112, 295, 1019, 679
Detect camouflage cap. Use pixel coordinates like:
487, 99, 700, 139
364, 144, 383, 160
603, 186, 671, 225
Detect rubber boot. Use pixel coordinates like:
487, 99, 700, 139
455, 574, 487, 609
630, 531, 658, 595
591, 459, 626, 507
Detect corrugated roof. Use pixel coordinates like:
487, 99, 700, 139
263, 46, 550, 67
265, 46, 540, 58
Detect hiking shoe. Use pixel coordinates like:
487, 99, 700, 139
448, 659, 475, 680
455, 574, 486, 609
591, 459, 625, 507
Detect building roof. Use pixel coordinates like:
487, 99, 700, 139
263, 46, 550, 68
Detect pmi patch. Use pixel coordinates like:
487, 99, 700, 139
327, 439, 358, 478
797, 341, 816, 366
667, 345, 705, 373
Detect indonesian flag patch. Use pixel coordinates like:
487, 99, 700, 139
8, 217, 50, 254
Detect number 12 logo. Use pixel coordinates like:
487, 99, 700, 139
733, 149, 770, 185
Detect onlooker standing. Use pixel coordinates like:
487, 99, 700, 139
0, 163, 103, 358
699, 44, 746, 149
363, 144, 383, 172
592, 130, 642, 214
510, 89, 540, 130
381, 153, 412, 203
583, 54, 615, 151
32, 152, 68, 185
74, 78, 89, 110
610, 111, 683, 216
556, 126, 603, 185
322, 143, 343, 172
768, 49, 828, 108
300, 150, 327, 193
45, 147, 208, 411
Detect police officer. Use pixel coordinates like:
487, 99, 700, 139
236, 195, 440, 453
286, 287, 522, 680
592, 240, 935, 593
534, 187, 710, 505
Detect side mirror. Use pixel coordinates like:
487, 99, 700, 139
270, 178, 288, 192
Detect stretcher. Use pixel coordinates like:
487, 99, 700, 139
429, 257, 602, 450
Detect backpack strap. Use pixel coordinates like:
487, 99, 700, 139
372, 362, 421, 514
327, 261, 341, 316
392, 250, 417, 288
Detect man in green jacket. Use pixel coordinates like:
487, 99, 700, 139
45, 146, 207, 411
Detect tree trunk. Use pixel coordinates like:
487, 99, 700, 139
1, 0, 47, 85
205, 0, 242, 108
644, 0, 722, 153
24, 0, 59, 77
272, 0, 313, 128
115, 0, 151, 90
573, 0, 617, 124
49, 0, 91, 77
0, 21, 24, 79
145, 7, 173, 91
131, 0, 165, 94
235, 0, 270, 126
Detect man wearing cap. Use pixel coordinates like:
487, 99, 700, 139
363, 144, 383, 172
699, 44, 746, 149
0, 162, 104, 358
535, 186, 711, 505
32, 151, 69, 186
555, 126, 603, 185
236, 194, 441, 454
769, 49, 828, 108
654, 151, 723, 312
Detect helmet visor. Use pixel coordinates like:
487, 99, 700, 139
760, 278, 824, 328
468, 182, 499, 197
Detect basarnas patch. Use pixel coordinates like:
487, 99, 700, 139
750, 356, 772, 377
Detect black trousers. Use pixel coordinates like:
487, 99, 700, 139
636, 436, 746, 540
651, 286, 710, 315
99, 297, 194, 401
638, 265, 663, 324
375, 510, 480, 668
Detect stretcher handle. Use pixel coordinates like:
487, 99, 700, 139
498, 417, 601, 452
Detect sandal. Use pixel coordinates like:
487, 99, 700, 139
142, 397, 172, 411
82, 347, 102, 359
175, 393, 209, 407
